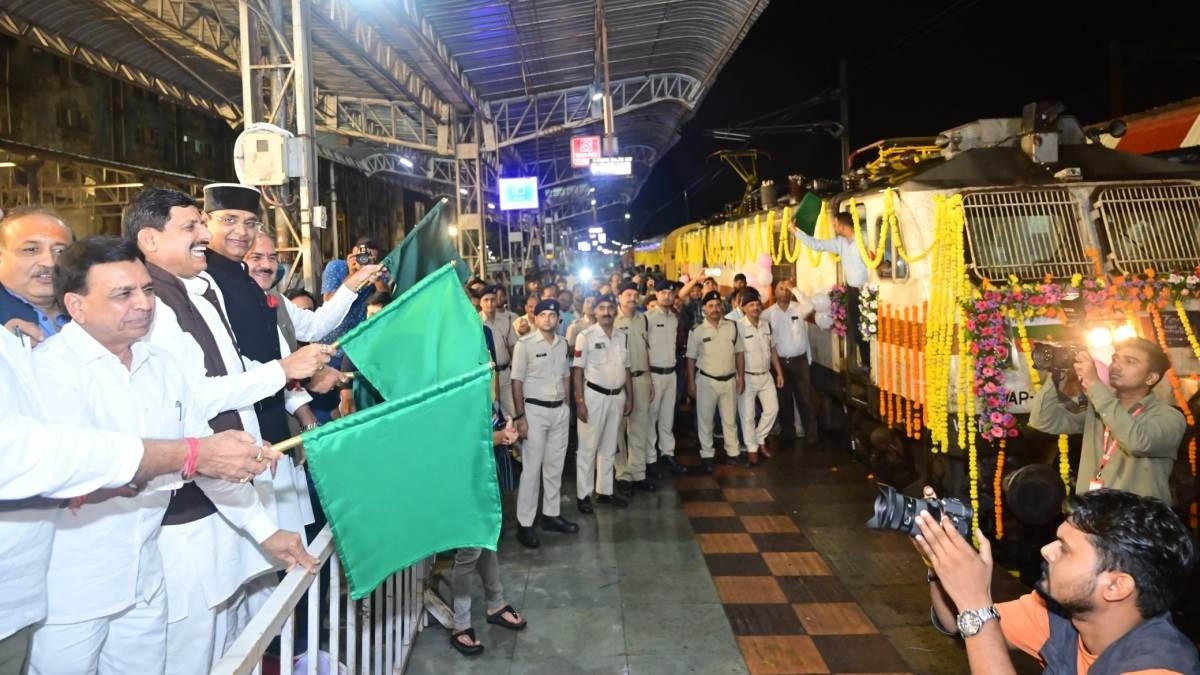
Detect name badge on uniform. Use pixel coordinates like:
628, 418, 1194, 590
656, 323, 665, 328
702, 336, 712, 343
594, 342, 605, 350
746, 333, 756, 339
535, 352, 547, 358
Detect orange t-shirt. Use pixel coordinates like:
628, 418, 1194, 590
997, 592, 1181, 675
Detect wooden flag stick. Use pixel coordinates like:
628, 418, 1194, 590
271, 373, 356, 453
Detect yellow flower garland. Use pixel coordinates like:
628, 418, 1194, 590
1176, 299, 1200, 363
849, 196, 888, 270
994, 441, 1006, 540
1059, 434, 1072, 492
924, 195, 966, 453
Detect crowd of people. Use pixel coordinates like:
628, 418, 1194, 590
2, 182, 1199, 674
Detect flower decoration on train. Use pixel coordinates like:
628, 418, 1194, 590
829, 284, 849, 338
961, 289, 1017, 441
858, 284, 878, 340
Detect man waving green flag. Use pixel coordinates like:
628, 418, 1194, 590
380, 200, 471, 296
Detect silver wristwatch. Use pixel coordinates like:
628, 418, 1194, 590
956, 606, 999, 637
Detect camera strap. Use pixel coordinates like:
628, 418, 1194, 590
1095, 403, 1146, 480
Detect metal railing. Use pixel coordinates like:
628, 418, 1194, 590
212, 526, 430, 675
1096, 184, 1200, 274
962, 188, 1093, 281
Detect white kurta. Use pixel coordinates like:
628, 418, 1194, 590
283, 285, 356, 343
0, 330, 143, 640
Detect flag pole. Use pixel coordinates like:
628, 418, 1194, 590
270, 373, 356, 453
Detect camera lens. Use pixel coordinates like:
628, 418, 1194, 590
866, 485, 973, 539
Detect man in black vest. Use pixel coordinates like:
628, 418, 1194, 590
917, 488, 1199, 674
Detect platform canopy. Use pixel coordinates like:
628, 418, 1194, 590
0, 0, 768, 228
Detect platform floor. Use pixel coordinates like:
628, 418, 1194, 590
405, 426, 1041, 675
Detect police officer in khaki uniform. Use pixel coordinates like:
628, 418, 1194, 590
573, 294, 632, 513
736, 288, 783, 465
646, 282, 683, 476
511, 298, 578, 548
480, 286, 518, 420
613, 281, 654, 495
686, 290, 746, 472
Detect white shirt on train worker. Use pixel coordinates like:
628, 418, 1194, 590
738, 316, 775, 375
0, 328, 143, 640
33, 322, 273, 624
511, 330, 570, 402
283, 285, 358, 343
573, 324, 629, 390
763, 294, 815, 362
795, 231, 868, 288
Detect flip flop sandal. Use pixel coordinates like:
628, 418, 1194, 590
486, 605, 527, 631
450, 628, 484, 656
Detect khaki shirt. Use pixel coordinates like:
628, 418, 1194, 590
573, 324, 629, 389
646, 307, 679, 369
481, 311, 518, 368
1029, 380, 1185, 503
614, 309, 650, 373
511, 331, 570, 401
685, 318, 743, 376
739, 316, 774, 374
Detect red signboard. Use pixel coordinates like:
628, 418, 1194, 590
571, 136, 603, 168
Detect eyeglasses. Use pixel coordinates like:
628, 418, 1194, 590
216, 214, 264, 231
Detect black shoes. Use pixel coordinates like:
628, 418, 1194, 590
699, 458, 715, 474
541, 515, 579, 534
516, 526, 540, 548
577, 497, 594, 514
728, 454, 750, 468
632, 479, 657, 492
662, 456, 686, 475
616, 480, 634, 497
647, 461, 665, 481
596, 494, 629, 508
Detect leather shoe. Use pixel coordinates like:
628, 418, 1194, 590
747, 452, 760, 466
596, 494, 629, 508
632, 479, 657, 492
577, 497, 594, 514
662, 456, 686, 475
616, 480, 634, 497
647, 461, 665, 480
541, 515, 579, 534
728, 454, 750, 467
699, 458, 715, 474
516, 526, 540, 548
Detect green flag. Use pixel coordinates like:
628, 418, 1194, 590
380, 200, 470, 296
302, 363, 499, 600
338, 262, 490, 401
792, 192, 823, 236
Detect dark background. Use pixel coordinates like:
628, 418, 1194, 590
627, 0, 1200, 240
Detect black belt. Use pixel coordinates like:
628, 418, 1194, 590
699, 370, 735, 381
650, 365, 675, 375
586, 381, 623, 396
630, 370, 647, 377
495, 362, 511, 371
746, 370, 768, 376
525, 398, 564, 408
779, 354, 807, 361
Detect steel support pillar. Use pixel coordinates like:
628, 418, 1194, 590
454, 115, 486, 279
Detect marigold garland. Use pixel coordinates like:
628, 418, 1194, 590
880, 304, 891, 424
1149, 307, 1198, 478
994, 440, 1006, 540
849, 196, 888, 270
1059, 434, 1072, 492
1175, 299, 1200, 364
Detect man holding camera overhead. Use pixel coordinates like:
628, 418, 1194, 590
1028, 337, 1185, 503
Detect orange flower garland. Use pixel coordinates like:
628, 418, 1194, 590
994, 440, 1006, 540
880, 304, 891, 425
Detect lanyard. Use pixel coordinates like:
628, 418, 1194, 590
1095, 403, 1146, 479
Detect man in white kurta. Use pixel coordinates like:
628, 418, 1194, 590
26, 237, 302, 674
128, 188, 323, 675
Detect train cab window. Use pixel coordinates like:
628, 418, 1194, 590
878, 216, 909, 281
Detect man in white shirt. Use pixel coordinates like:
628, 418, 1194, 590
125, 188, 325, 675
0, 325, 271, 675
27, 236, 314, 675
791, 212, 870, 368
762, 279, 817, 445
736, 288, 784, 465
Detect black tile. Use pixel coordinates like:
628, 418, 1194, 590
723, 603, 806, 636
751, 532, 816, 552
810, 634, 911, 673
690, 517, 747, 534
676, 489, 726, 502
776, 576, 855, 604
704, 553, 771, 576
731, 501, 787, 517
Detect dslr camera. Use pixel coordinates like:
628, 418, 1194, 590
1030, 341, 1084, 375
354, 252, 376, 266
866, 484, 972, 539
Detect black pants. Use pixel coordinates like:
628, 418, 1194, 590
844, 285, 870, 368
777, 355, 817, 440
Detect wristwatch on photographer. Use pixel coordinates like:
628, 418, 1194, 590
955, 606, 1000, 637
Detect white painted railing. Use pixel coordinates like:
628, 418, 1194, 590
212, 525, 430, 675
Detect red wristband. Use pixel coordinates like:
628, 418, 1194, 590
182, 437, 200, 479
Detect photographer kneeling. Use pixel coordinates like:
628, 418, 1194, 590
918, 488, 1198, 674
1029, 338, 1185, 503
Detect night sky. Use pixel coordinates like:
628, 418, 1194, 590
627, 0, 1200, 241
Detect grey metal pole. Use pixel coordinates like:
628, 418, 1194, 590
291, 0, 318, 291
329, 162, 339, 260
